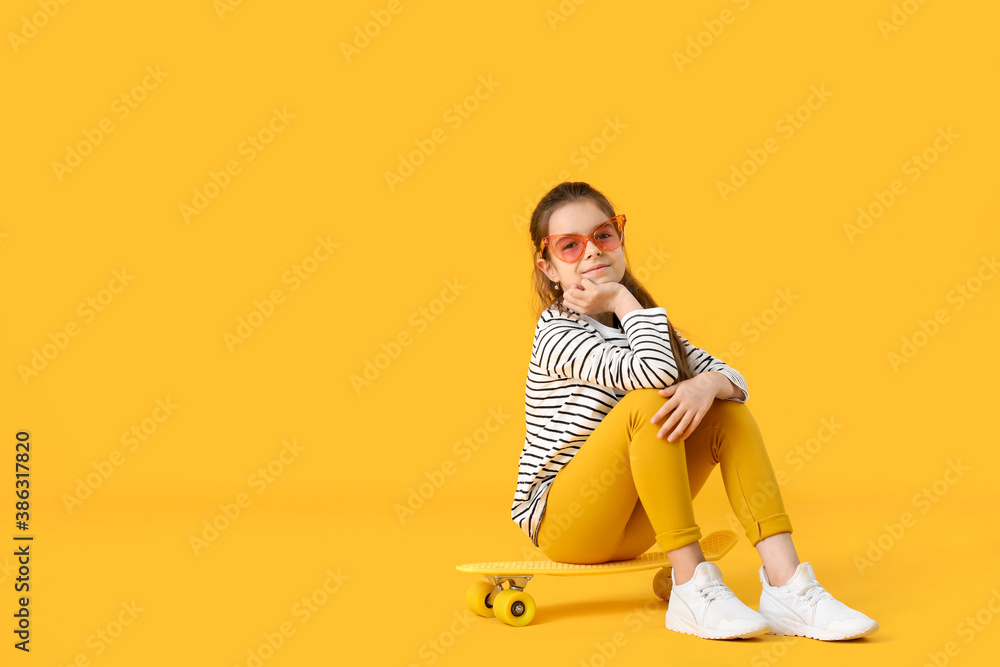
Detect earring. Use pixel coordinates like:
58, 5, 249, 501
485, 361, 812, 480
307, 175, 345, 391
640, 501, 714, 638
553, 282, 560, 290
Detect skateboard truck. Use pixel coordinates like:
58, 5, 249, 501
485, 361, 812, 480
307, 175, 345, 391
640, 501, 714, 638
487, 575, 531, 591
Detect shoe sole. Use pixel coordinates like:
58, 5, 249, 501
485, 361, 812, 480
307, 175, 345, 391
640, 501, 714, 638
763, 615, 879, 641
664, 611, 770, 640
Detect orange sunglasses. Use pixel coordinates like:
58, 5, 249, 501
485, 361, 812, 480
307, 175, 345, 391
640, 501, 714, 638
539, 214, 627, 262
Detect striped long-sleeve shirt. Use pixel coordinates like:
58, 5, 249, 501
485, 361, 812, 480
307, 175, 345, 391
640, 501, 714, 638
511, 302, 749, 547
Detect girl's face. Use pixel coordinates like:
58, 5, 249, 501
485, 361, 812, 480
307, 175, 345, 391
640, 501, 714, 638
536, 199, 626, 290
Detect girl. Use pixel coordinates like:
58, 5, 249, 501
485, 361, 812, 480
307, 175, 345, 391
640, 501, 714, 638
510, 181, 878, 641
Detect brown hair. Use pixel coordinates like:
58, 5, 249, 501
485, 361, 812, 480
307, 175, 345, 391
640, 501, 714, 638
528, 181, 693, 381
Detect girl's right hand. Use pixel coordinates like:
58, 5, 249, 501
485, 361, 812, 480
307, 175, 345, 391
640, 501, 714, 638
562, 278, 627, 316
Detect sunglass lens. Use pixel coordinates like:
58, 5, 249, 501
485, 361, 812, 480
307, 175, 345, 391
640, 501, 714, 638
553, 236, 583, 261
595, 222, 622, 249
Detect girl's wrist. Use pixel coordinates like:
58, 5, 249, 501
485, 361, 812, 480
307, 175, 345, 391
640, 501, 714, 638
704, 371, 738, 399
612, 287, 641, 318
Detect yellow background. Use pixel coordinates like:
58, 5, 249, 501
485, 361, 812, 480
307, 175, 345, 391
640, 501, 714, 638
2, 0, 999, 664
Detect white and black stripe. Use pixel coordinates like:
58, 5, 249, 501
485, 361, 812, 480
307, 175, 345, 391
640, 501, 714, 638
511, 303, 749, 546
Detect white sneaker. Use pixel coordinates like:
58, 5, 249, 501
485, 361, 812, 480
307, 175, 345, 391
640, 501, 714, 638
757, 562, 879, 641
664, 561, 771, 640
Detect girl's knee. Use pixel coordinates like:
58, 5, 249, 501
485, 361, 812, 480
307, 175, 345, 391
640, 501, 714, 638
707, 398, 753, 424
619, 387, 665, 414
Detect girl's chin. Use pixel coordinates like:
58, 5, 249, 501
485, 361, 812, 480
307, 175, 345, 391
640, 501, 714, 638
581, 273, 618, 282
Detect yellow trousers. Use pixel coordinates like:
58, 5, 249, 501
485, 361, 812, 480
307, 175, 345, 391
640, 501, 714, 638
537, 388, 793, 563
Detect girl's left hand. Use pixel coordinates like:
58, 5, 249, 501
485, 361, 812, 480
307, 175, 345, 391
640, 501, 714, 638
649, 374, 717, 442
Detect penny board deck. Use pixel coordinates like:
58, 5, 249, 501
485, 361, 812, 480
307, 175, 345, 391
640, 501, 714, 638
456, 530, 738, 576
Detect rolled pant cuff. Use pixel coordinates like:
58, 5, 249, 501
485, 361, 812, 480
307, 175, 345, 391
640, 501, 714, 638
655, 526, 703, 553
747, 513, 793, 546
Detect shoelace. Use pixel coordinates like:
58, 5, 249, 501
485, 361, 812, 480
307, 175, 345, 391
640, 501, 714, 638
696, 580, 735, 601
796, 581, 835, 608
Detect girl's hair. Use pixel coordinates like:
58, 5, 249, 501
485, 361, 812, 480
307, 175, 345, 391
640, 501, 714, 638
528, 181, 693, 381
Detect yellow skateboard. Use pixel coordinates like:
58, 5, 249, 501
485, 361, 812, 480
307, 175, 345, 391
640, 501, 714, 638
456, 530, 738, 626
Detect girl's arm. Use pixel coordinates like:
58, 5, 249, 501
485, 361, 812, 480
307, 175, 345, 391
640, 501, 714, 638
533, 306, 680, 391
702, 371, 744, 400
678, 335, 749, 402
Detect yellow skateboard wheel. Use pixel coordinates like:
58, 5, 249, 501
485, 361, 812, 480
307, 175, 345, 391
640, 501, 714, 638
652, 567, 673, 601
493, 589, 536, 627
466, 581, 496, 618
